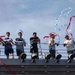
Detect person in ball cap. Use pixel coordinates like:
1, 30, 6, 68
45, 33, 61, 63
49, 33, 55, 39
64, 35, 75, 63
48, 33, 58, 58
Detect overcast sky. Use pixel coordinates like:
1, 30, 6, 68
0, 0, 75, 43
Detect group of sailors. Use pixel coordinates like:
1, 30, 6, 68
0, 31, 75, 63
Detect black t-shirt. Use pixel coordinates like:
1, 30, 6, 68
30, 37, 39, 52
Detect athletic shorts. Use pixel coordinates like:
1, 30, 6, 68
30, 48, 38, 53
16, 49, 24, 56
67, 50, 75, 55
5, 49, 14, 56
49, 49, 56, 58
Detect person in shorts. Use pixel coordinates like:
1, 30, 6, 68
3, 32, 14, 59
30, 32, 40, 62
45, 33, 62, 63
15, 32, 26, 59
64, 35, 75, 63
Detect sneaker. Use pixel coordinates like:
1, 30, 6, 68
31, 59, 35, 63
55, 60, 59, 63
45, 59, 49, 63
67, 59, 71, 63
21, 59, 25, 63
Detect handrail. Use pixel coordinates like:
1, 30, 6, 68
0, 43, 69, 59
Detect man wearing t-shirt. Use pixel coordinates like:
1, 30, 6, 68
30, 32, 40, 61
64, 35, 75, 63
3, 32, 14, 59
15, 32, 26, 59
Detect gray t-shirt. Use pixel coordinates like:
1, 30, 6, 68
15, 38, 26, 51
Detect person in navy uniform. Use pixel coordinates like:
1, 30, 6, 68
30, 32, 40, 62
3, 32, 14, 59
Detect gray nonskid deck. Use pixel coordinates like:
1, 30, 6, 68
0, 59, 75, 75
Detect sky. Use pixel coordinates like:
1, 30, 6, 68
0, 0, 75, 58
0, 0, 75, 42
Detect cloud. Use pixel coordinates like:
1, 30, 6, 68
19, 4, 28, 9
69, 0, 75, 4
0, 0, 75, 59
0, 15, 55, 41
0, 0, 75, 43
